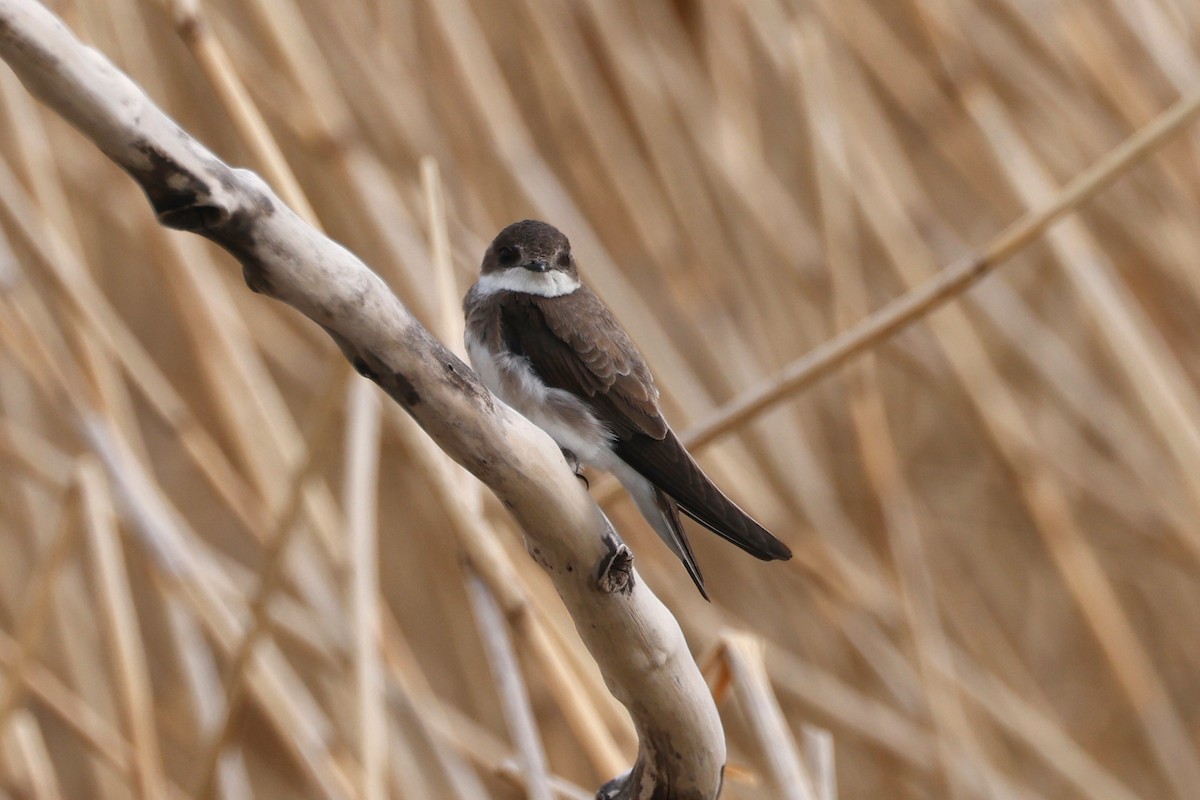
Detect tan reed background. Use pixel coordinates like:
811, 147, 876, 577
0, 0, 1198, 798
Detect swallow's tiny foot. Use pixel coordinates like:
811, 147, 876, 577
561, 448, 589, 488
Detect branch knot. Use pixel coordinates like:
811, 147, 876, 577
597, 541, 634, 595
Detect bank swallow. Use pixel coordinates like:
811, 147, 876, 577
464, 220, 791, 598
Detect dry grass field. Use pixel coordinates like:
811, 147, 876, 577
1, 0, 1199, 798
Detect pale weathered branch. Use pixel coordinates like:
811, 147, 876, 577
0, 0, 724, 797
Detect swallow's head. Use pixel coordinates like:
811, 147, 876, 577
477, 220, 580, 297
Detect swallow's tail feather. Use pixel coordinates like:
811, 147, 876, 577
652, 488, 709, 600
615, 430, 792, 563
611, 462, 710, 599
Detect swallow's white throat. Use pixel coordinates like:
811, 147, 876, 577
474, 268, 581, 298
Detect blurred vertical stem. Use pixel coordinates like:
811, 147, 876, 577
465, 570, 554, 800
345, 378, 386, 800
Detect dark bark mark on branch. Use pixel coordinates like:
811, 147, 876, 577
527, 543, 551, 570
0, 16, 59, 76
597, 766, 639, 799
240, 259, 273, 295
441, 356, 480, 399
128, 140, 222, 229
341, 349, 421, 408
406, 326, 492, 410
381, 370, 421, 408
351, 357, 376, 381
597, 734, 719, 800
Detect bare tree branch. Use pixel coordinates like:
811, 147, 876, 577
0, 1, 725, 796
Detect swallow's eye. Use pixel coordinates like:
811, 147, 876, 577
497, 245, 519, 266
557, 252, 571, 268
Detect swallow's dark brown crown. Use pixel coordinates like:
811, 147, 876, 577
483, 219, 574, 274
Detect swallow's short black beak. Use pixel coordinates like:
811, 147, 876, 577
524, 260, 550, 273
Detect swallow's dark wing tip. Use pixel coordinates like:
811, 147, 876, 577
674, 502, 791, 563
747, 536, 792, 562
765, 537, 793, 561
